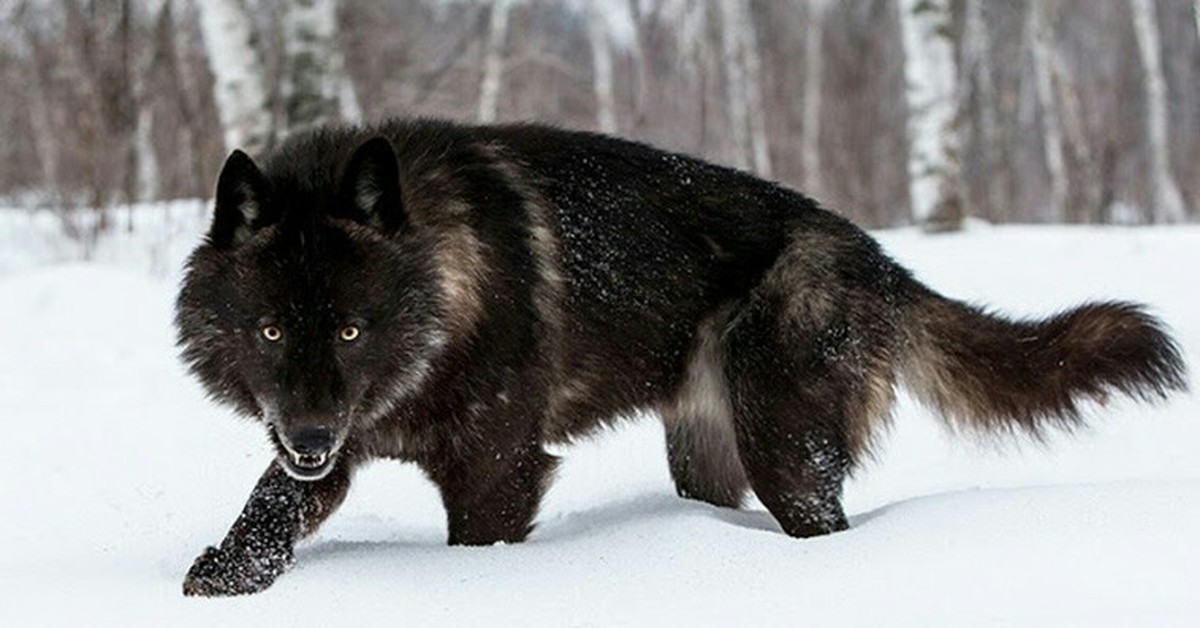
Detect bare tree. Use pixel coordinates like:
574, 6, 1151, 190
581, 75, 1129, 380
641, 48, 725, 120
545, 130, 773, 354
158, 0, 216, 199
1132, 0, 1188, 223
718, 0, 749, 171
958, 0, 995, 219
128, 0, 168, 205
717, 0, 771, 177
587, 0, 617, 133
801, 0, 828, 194
12, 2, 62, 200
479, 0, 513, 123
624, 0, 651, 128
1048, 6, 1097, 223
1029, 1, 1068, 221
736, 0, 770, 178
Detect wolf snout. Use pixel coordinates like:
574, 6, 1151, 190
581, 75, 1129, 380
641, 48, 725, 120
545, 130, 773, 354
285, 426, 337, 456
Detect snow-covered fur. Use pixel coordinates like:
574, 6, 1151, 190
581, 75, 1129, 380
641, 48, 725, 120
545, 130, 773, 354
176, 119, 1187, 596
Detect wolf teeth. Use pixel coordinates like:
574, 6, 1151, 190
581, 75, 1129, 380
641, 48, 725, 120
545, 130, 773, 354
291, 451, 328, 469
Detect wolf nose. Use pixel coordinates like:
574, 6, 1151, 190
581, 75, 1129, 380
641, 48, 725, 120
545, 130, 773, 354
286, 426, 336, 455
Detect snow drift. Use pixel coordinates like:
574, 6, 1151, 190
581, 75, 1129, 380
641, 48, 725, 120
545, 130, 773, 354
0, 207, 1196, 626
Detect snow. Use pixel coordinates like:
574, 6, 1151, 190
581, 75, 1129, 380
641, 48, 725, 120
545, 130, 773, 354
1, 207, 1198, 626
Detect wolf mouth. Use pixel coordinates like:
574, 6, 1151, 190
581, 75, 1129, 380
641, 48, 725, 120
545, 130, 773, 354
280, 448, 337, 480
268, 425, 341, 481
291, 450, 329, 469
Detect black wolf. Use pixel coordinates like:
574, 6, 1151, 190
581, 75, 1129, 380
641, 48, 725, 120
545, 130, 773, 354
176, 119, 1186, 596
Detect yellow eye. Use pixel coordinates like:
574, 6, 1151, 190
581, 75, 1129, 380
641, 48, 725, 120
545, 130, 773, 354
261, 325, 283, 342
338, 325, 361, 342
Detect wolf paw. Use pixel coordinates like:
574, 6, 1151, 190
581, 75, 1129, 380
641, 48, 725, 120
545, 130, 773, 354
182, 543, 294, 597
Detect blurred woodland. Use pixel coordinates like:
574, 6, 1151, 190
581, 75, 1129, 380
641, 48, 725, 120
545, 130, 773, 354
2, 0, 1199, 233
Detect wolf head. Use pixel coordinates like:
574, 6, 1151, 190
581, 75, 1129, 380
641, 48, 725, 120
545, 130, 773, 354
176, 137, 447, 481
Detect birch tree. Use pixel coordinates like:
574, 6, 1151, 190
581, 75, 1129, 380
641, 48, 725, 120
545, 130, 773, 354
195, 0, 272, 156
624, 0, 651, 128
1029, 1, 1067, 221
129, 0, 168, 204
478, 0, 513, 123
717, 0, 771, 177
898, 0, 962, 230
281, 0, 355, 137
1132, 0, 1188, 223
801, 0, 828, 194
959, 0, 996, 217
588, 1, 617, 133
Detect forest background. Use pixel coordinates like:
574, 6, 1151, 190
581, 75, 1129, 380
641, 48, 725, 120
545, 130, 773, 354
2, 0, 1198, 241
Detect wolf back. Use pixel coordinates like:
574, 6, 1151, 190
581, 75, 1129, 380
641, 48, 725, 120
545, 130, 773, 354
175, 118, 1187, 596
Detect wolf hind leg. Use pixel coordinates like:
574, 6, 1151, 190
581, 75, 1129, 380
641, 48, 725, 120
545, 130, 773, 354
722, 300, 860, 538
662, 311, 749, 508
663, 410, 750, 508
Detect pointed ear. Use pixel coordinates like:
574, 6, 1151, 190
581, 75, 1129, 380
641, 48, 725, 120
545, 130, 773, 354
339, 137, 404, 233
209, 150, 272, 249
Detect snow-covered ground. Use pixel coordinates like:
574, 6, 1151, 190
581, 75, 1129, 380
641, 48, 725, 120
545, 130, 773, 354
0, 206, 1197, 626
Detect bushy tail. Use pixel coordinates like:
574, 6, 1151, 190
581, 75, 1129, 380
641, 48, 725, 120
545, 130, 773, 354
900, 290, 1188, 438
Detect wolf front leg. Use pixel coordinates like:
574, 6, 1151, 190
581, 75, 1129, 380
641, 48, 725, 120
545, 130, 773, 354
436, 439, 559, 546
182, 459, 354, 596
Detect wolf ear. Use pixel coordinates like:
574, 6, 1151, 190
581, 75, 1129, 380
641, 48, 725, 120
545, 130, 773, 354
340, 136, 404, 233
210, 150, 272, 249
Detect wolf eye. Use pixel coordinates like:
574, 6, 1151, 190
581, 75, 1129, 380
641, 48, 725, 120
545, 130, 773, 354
261, 325, 283, 342
338, 325, 361, 342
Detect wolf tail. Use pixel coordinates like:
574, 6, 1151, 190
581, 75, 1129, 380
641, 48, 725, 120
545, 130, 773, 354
899, 287, 1188, 438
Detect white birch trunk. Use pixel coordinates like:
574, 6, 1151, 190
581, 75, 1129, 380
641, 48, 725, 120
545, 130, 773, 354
133, 105, 159, 202
131, 0, 166, 203
479, 0, 512, 124
625, 0, 650, 125
1132, 0, 1188, 223
801, 0, 827, 193
1029, 2, 1068, 221
718, 0, 750, 171
588, 1, 617, 133
195, 0, 272, 155
899, 0, 960, 227
717, 0, 770, 176
340, 74, 362, 123
281, 0, 348, 136
739, 0, 771, 178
